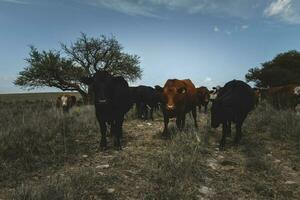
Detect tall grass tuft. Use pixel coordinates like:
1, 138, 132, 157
0, 101, 99, 183
245, 101, 300, 140
144, 121, 212, 199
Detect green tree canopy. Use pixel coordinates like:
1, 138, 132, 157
14, 33, 142, 103
246, 50, 300, 87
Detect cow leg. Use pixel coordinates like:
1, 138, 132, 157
98, 120, 107, 150
181, 114, 186, 130
162, 114, 170, 138
150, 106, 154, 121
219, 122, 228, 150
119, 117, 124, 138
204, 103, 208, 113
192, 106, 198, 129
227, 121, 232, 137
144, 105, 148, 120
234, 122, 243, 145
137, 103, 142, 119
176, 115, 185, 131
113, 117, 123, 150
198, 105, 201, 113
176, 116, 181, 129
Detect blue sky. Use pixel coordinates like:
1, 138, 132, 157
1, 0, 300, 93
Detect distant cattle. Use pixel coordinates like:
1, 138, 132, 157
161, 79, 198, 136
196, 86, 210, 113
211, 80, 255, 149
130, 85, 160, 120
267, 84, 300, 110
81, 71, 132, 150
252, 88, 261, 107
56, 94, 76, 112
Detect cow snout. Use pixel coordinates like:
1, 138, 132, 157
166, 104, 175, 110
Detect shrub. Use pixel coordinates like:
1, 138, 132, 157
245, 101, 300, 140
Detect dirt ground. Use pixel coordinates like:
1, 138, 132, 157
1, 110, 299, 199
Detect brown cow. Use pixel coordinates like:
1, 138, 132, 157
267, 84, 300, 110
196, 86, 210, 113
56, 94, 77, 112
161, 79, 198, 136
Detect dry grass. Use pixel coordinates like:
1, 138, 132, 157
0, 95, 299, 199
0, 101, 99, 184
12, 168, 116, 200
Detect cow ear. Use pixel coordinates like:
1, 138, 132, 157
155, 85, 163, 93
178, 87, 186, 94
81, 77, 93, 85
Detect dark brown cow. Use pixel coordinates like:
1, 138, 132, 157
211, 80, 255, 149
196, 86, 210, 113
161, 79, 198, 136
266, 84, 300, 110
56, 94, 77, 112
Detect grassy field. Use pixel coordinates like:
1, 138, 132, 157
0, 93, 299, 199
0, 92, 80, 102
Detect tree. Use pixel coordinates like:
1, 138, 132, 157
15, 33, 142, 103
246, 50, 300, 87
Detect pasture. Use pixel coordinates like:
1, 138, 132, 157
0, 93, 299, 199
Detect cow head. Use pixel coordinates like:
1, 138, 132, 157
197, 87, 210, 104
57, 95, 76, 112
162, 79, 187, 111
61, 95, 69, 112
294, 86, 300, 96
81, 71, 113, 105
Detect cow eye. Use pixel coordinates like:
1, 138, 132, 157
178, 87, 186, 94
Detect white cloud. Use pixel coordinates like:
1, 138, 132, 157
241, 25, 249, 29
264, 0, 291, 16
0, 0, 28, 4
82, 0, 260, 19
86, 0, 158, 18
264, 0, 300, 24
213, 26, 219, 32
204, 77, 212, 82
225, 30, 232, 35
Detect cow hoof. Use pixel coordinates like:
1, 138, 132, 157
233, 141, 240, 147
161, 133, 170, 139
218, 145, 225, 151
114, 146, 122, 151
99, 146, 108, 151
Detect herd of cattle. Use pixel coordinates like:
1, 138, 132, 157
56, 71, 300, 150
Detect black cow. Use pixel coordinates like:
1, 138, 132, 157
81, 71, 132, 150
130, 85, 160, 120
211, 80, 255, 150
